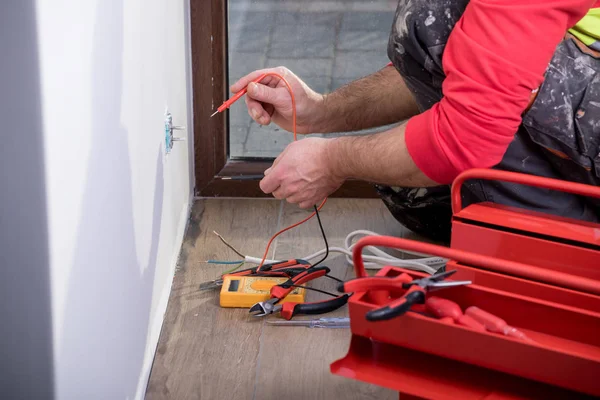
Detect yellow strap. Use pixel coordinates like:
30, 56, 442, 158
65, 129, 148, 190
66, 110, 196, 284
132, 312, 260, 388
569, 8, 600, 46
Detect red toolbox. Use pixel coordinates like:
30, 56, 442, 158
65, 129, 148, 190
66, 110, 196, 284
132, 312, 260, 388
450, 169, 600, 296
331, 169, 600, 399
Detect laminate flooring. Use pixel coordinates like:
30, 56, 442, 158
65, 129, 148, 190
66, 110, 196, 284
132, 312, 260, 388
146, 198, 426, 400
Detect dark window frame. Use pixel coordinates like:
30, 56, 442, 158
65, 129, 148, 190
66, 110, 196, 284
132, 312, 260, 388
190, 0, 377, 198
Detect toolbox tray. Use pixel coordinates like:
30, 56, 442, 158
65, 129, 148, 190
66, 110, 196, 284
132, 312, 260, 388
447, 260, 600, 314
345, 266, 600, 397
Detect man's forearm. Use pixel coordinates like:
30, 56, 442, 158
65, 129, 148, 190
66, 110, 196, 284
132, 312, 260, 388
326, 122, 438, 188
314, 66, 420, 134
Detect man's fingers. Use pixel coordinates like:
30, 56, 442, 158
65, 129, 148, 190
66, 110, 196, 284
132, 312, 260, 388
259, 171, 281, 194
264, 103, 275, 118
285, 193, 304, 204
230, 70, 269, 93
230, 67, 284, 92
299, 200, 316, 209
272, 187, 288, 200
247, 82, 288, 108
245, 97, 270, 125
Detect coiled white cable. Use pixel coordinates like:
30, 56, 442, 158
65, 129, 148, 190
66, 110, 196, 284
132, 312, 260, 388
244, 230, 446, 275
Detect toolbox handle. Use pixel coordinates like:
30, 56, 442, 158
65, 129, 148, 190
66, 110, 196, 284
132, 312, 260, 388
451, 168, 600, 214
352, 235, 600, 296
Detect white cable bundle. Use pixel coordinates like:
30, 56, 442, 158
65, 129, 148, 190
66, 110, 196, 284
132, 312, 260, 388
245, 230, 446, 275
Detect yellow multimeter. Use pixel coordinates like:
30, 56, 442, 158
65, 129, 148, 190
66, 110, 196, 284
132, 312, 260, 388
219, 275, 306, 308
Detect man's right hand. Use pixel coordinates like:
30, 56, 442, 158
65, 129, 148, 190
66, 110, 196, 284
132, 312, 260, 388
230, 67, 325, 134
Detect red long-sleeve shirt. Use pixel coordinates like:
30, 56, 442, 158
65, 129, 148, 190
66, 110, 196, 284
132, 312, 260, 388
404, 0, 600, 184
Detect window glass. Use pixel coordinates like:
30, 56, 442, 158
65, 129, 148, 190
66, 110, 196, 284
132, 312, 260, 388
227, 0, 395, 159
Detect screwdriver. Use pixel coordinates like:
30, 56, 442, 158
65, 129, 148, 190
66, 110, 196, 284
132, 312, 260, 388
465, 306, 533, 342
266, 317, 350, 328
425, 296, 486, 332
210, 73, 268, 117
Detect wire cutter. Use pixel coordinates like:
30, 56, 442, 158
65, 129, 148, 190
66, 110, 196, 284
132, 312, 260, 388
199, 259, 311, 291
339, 270, 471, 322
249, 265, 350, 320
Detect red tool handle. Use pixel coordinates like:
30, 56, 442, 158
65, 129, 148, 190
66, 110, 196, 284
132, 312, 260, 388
271, 266, 330, 300
425, 297, 486, 331
425, 296, 463, 321
351, 236, 600, 295
456, 314, 486, 332
280, 294, 350, 320
465, 306, 533, 341
451, 168, 600, 214
465, 306, 507, 332
339, 273, 413, 293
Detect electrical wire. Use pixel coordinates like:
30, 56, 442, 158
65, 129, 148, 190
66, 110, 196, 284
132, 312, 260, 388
244, 230, 446, 275
286, 284, 338, 298
311, 204, 329, 268
256, 199, 327, 271
211, 72, 333, 272
247, 73, 330, 271
212, 74, 443, 276
324, 275, 344, 283
221, 261, 245, 275
203, 260, 244, 265
213, 230, 245, 258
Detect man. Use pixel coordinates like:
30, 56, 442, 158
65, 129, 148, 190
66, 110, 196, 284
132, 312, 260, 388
231, 1, 600, 242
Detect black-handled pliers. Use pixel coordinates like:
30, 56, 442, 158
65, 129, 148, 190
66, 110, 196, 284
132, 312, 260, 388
339, 270, 471, 322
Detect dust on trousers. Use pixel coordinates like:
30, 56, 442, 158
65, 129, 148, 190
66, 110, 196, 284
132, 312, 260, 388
377, 0, 600, 243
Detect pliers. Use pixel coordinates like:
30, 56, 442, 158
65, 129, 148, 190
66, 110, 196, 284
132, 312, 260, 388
199, 259, 311, 290
249, 265, 350, 320
339, 270, 471, 322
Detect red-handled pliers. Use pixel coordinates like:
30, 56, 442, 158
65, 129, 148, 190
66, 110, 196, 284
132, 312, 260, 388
339, 270, 471, 322
249, 266, 350, 319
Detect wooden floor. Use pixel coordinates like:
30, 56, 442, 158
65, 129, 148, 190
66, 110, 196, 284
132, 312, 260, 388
146, 198, 420, 400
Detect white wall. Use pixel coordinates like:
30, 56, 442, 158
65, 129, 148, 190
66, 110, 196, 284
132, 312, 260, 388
34, 0, 193, 398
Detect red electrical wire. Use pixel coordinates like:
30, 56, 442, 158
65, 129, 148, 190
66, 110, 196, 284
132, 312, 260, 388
213, 72, 328, 271
256, 198, 327, 270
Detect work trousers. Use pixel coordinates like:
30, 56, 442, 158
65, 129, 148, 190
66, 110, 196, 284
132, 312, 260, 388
378, 0, 600, 243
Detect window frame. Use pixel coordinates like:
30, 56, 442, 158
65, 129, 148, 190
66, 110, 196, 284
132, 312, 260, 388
190, 0, 377, 198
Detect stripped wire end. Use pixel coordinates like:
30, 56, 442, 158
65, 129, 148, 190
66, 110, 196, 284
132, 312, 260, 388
213, 230, 246, 258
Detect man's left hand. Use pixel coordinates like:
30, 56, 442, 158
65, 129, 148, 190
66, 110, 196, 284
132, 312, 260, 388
259, 138, 344, 208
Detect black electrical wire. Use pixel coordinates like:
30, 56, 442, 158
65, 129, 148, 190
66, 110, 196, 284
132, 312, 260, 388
286, 284, 338, 298
311, 205, 329, 268
324, 275, 343, 283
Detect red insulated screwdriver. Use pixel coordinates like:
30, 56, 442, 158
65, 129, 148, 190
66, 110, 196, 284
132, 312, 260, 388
210, 73, 268, 117
465, 306, 533, 342
425, 296, 462, 320
425, 296, 486, 332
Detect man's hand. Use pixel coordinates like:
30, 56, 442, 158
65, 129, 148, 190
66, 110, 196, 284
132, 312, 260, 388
233, 65, 419, 135
259, 138, 344, 209
259, 124, 437, 206
231, 67, 325, 134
